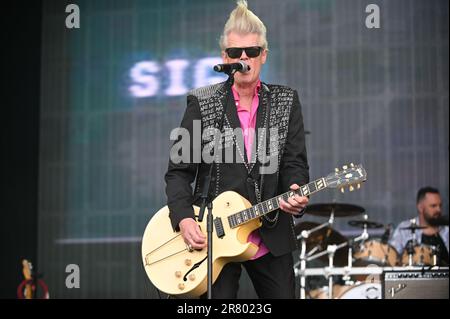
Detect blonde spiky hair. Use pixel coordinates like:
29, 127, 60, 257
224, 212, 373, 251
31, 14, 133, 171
219, 0, 268, 50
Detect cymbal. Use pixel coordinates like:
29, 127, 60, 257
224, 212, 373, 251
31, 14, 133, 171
400, 225, 428, 231
306, 203, 365, 217
295, 221, 348, 266
348, 220, 384, 229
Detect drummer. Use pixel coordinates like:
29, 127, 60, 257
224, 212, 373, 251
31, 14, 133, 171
389, 187, 449, 265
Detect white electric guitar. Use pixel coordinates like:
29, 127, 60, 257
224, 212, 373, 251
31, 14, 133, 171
142, 163, 367, 298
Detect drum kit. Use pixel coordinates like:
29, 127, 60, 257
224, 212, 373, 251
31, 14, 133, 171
293, 203, 448, 299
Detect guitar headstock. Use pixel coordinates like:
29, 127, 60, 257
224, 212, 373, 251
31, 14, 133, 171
325, 163, 367, 192
22, 259, 33, 280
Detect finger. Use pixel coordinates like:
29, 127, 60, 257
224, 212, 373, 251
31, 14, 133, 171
287, 196, 300, 208
182, 230, 191, 242
290, 183, 300, 190
279, 199, 291, 210
190, 231, 206, 244
191, 241, 206, 249
287, 197, 304, 213
191, 225, 206, 243
294, 194, 308, 204
293, 198, 307, 211
186, 232, 206, 249
195, 226, 206, 239
279, 199, 297, 214
184, 239, 195, 250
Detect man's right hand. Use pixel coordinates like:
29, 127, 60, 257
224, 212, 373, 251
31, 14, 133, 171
179, 218, 207, 250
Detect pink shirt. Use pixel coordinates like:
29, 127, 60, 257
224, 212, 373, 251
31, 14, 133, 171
232, 81, 269, 260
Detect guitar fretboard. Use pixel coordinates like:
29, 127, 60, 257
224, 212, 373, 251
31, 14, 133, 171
227, 177, 327, 228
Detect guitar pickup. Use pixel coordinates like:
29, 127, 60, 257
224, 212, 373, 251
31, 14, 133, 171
214, 217, 225, 238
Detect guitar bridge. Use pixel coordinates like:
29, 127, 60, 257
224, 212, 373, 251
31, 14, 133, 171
214, 217, 225, 238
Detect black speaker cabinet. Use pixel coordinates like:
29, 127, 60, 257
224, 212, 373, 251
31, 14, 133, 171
383, 269, 449, 299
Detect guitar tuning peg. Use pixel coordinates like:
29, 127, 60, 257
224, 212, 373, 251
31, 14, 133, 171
349, 185, 354, 192
342, 165, 348, 170
340, 188, 345, 193
357, 183, 361, 189
335, 168, 339, 173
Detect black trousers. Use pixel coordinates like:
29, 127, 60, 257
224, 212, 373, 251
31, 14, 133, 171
203, 252, 296, 299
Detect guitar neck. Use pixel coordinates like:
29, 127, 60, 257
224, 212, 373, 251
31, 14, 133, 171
227, 177, 328, 228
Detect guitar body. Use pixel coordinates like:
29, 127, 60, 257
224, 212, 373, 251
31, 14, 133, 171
141, 191, 261, 298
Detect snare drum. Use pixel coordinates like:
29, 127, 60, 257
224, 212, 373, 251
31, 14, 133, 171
401, 244, 435, 266
353, 239, 399, 266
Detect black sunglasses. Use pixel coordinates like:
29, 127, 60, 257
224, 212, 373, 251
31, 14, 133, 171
225, 46, 263, 58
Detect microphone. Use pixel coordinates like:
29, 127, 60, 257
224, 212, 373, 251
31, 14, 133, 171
213, 61, 251, 74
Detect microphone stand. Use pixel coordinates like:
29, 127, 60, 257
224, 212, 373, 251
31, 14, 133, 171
197, 73, 235, 299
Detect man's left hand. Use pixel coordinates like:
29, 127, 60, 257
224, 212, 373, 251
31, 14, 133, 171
279, 184, 309, 216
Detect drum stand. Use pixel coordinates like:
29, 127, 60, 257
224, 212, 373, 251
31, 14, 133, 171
296, 210, 335, 299
296, 243, 340, 298
326, 244, 337, 299
432, 246, 439, 266
296, 215, 369, 299
342, 222, 369, 283
323, 226, 369, 298
405, 239, 416, 267
406, 219, 418, 267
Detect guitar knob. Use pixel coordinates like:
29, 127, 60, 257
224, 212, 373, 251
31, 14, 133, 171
357, 183, 361, 189
188, 274, 196, 281
343, 165, 348, 170
175, 271, 182, 278
350, 163, 354, 167
349, 185, 354, 192
178, 283, 185, 290
185, 259, 192, 266
340, 188, 345, 193
335, 168, 339, 173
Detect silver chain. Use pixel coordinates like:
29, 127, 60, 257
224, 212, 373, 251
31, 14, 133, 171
224, 103, 279, 227
254, 179, 279, 226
